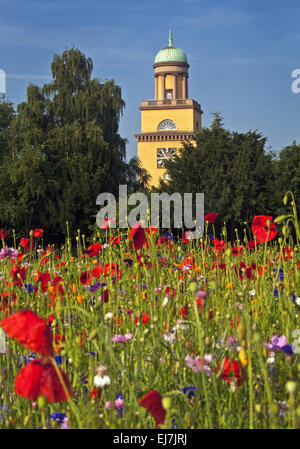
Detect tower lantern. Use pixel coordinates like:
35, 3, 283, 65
135, 32, 203, 188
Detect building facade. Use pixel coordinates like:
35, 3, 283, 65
135, 31, 203, 188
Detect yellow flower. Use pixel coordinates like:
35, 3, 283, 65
226, 282, 234, 291
72, 284, 77, 294
239, 347, 248, 367
142, 291, 147, 300
77, 295, 83, 304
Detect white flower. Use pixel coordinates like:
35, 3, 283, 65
295, 297, 300, 306
248, 289, 256, 297
267, 351, 276, 365
162, 297, 169, 307
104, 312, 113, 322
93, 374, 111, 388
162, 332, 176, 344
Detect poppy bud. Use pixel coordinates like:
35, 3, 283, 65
88, 329, 98, 341
189, 280, 198, 294
162, 396, 171, 411
237, 321, 246, 340
37, 395, 47, 409
286, 381, 297, 394
283, 194, 288, 205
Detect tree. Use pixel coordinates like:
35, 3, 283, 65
275, 142, 300, 214
0, 48, 128, 241
0, 95, 15, 165
159, 114, 277, 240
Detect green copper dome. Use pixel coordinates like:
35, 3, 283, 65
154, 30, 188, 64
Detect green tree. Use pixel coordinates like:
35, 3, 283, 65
0, 48, 128, 241
275, 141, 300, 213
159, 114, 277, 239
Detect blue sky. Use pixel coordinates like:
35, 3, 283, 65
1, 0, 300, 161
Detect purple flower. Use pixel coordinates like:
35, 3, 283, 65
89, 282, 100, 293
112, 333, 132, 343
264, 335, 293, 355
0, 246, 19, 260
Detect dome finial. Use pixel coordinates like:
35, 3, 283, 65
169, 29, 173, 47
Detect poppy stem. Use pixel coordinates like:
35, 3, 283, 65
50, 357, 83, 429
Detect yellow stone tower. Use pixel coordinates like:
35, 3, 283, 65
135, 31, 203, 188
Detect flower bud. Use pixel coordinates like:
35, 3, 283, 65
162, 396, 171, 410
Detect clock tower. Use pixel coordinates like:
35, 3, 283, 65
135, 31, 203, 188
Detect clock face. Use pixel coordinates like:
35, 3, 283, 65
157, 148, 176, 168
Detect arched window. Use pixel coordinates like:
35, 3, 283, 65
157, 119, 177, 131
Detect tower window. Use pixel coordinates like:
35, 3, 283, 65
157, 119, 177, 131
165, 90, 173, 100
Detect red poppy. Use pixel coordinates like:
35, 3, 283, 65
219, 357, 244, 386
282, 246, 293, 261
251, 216, 277, 243
99, 289, 109, 303
182, 231, 193, 244
15, 358, 73, 402
20, 238, 34, 251
0, 229, 7, 239
80, 271, 91, 285
91, 265, 102, 278
128, 222, 147, 250
90, 387, 102, 401
101, 217, 116, 229
232, 246, 243, 256
246, 240, 257, 250
36, 271, 51, 285
145, 226, 158, 237
135, 313, 150, 324
86, 243, 102, 257
0, 310, 54, 357
52, 276, 64, 295
33, 229, 44, 238
10, 264, 26, 286
139, 389, 166, 426
204, 212, 218, 223
109, 235, 121, 245
40, 257, 49, 266
104, 263, 122, 280
212, 238, 228, 253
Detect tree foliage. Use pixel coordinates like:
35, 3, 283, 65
159, 113, 278, 239
0, 48, 134, 241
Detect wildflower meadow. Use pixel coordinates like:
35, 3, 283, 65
0, 193, 299, 430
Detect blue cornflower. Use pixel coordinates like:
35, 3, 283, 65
55, 355, 63, 365
171, 418, 178, 429
274, 288, 279, 299
90, 296, 95, 306
24, 284, 34, 293
182, 386, 196, 399
164, 232, 175, 241
51, 412, 67, 423
207, 234, 215, 240
279, 268, 284, 281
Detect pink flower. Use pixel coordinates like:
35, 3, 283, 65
112, 333, 132, 343
115, 398, 124, 409
101, 217, 116, 229
185, 354, 212, 375
105, 401, 111, 410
